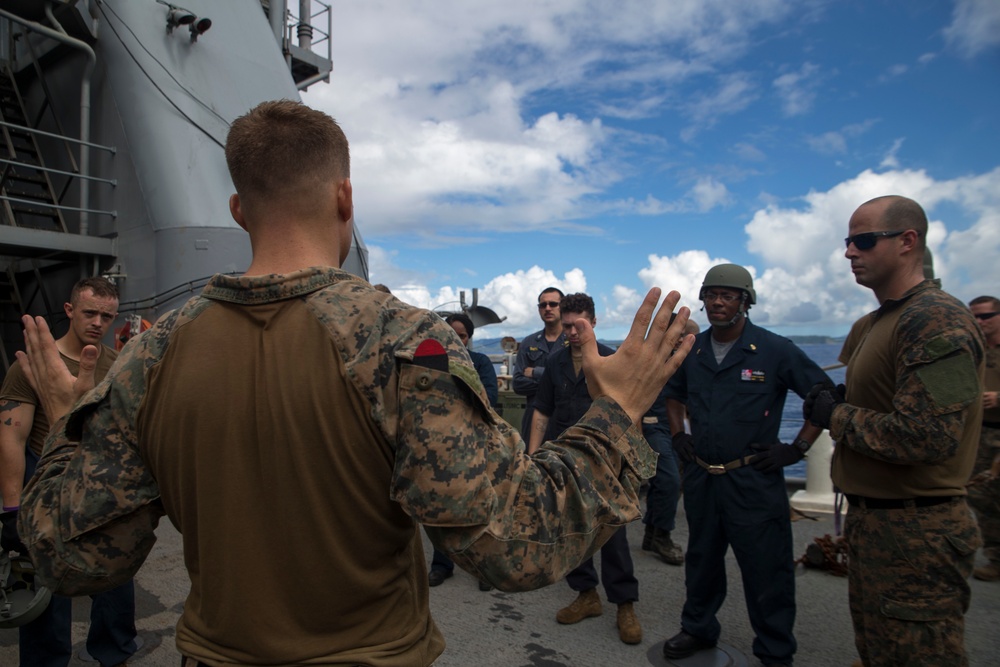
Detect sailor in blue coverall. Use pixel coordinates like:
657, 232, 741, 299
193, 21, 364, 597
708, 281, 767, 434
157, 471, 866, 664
661, 265, 830, 667
640, 386, 684, 564
528, 292, 643, 644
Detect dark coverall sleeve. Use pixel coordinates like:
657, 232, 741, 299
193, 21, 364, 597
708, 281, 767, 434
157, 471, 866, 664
512, 336, 538, 396
472, 352, 499, 407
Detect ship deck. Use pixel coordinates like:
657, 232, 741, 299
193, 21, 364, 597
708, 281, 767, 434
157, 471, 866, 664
2, 497, 998, 666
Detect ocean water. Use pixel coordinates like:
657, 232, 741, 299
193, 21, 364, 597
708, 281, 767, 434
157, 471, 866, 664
781, 342, 845, 478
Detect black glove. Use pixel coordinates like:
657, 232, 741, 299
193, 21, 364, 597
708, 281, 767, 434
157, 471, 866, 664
671, 432, 695, 463
750, 442, 804, 473
0, 509, 26, 555
803, 382, 846, 429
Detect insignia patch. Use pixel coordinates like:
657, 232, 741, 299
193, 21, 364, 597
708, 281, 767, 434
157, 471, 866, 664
413, 338, 449, 372
741, 368, 766, 382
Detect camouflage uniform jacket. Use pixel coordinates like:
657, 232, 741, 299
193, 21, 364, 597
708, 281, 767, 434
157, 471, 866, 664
983, 345, 1000, 424
18, 268, 654, 663
831, 279, 985, 497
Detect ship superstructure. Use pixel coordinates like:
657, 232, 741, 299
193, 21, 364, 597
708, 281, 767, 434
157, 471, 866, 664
0, 0, 367, 367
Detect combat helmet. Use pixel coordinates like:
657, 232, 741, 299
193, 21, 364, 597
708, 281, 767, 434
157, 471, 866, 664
700, 263, 756, 304
0, 551, 52, 628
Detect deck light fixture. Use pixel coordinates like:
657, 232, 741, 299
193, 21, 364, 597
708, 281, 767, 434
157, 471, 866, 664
159, 1, 211, 42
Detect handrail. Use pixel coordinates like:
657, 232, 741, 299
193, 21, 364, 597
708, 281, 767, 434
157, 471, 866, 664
0, 194, 116, 218
0, 120, 114, 154
0, 5, 104, 235
0, 157, 116, 186
25, 30, 80, 173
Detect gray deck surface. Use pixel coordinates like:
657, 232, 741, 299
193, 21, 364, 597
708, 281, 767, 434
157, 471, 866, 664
2, 497, 998, 666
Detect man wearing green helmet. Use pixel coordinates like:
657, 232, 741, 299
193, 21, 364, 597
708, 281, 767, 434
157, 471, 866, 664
660, 264, 830, 667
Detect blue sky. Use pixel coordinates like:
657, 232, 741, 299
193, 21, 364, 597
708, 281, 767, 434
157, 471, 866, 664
304, 0, 1000, 340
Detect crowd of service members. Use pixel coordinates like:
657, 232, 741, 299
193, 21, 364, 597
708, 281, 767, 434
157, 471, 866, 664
419, 206, 997, 667
1, 100, 993, 667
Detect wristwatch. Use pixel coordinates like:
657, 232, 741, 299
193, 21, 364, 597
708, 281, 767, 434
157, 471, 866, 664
793, 438, 812, 454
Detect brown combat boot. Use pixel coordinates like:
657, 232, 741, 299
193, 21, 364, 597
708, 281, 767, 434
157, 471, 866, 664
850, 660, 864, 667
651, 529, 685, 565
973, 562, 1000, 581
617, 602, 642, 644
555, 588, 602, 624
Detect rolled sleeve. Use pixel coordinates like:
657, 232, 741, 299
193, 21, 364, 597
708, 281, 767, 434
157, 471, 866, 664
391, 349, 651, 591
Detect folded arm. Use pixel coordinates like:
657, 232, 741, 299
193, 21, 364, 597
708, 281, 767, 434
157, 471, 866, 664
831, 313, 982, 465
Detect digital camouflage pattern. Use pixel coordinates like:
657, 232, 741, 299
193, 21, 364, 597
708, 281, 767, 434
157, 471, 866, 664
19, 267, 656, 600
833, 280, 985, 666
845, 500, 979, 667
967, 425, 1000, 564
967, 343, 1000, 565
832, 280, 985, 497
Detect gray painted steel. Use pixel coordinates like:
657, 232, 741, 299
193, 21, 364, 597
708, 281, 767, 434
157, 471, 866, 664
0, 1, 366, 349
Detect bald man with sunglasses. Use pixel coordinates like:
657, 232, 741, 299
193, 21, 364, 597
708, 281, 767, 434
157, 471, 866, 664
805, 195, 985, 667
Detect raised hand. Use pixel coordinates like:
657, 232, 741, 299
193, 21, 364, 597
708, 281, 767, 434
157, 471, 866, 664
15, 315, 98, 423
577, 288, 695, 423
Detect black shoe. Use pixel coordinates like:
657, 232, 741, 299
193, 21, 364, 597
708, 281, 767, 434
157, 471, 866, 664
478, 579, 494, 592
662, 629, 716, 659
428, 569, 453, 587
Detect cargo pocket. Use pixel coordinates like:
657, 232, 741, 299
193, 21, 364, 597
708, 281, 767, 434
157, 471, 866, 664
880, 594, 962, 621
944, 531, 980, 558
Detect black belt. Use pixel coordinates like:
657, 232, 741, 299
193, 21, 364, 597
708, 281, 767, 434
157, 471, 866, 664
695, 455, 756, 475
845, 494, 958, 510
983, 421, 1000, 429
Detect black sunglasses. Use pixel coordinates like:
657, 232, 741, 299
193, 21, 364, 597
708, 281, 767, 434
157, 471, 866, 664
844, 230, 904, 250
537, 301, 560, 309
974, 312, 1000, 321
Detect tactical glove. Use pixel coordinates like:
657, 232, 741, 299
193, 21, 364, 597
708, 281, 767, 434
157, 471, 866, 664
750, 442, 804, 474
0, 509, 26, 555
803, 382, 846, 429
671, 432, 695, 463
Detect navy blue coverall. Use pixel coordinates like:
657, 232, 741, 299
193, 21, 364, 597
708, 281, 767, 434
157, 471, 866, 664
534, 343, 638, 604
512, 329, 566, 441
642, 385, 680, 534
663, 321, 829, 665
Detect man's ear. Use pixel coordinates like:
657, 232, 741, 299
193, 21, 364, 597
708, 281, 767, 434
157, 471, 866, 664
337, 178, 353, 224
336, 179, 354, 268
900, 228, 920, 254
230, 194, 247, 231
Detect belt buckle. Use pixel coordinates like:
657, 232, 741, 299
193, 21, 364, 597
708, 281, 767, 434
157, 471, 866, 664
707, 464, 726, 475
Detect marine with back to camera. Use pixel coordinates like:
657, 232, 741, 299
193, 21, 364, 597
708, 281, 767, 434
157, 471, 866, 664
13, 100, 696, 667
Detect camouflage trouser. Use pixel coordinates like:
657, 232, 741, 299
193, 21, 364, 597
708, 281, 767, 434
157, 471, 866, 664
845, 498, 980, 667
967, 426, 1000, 563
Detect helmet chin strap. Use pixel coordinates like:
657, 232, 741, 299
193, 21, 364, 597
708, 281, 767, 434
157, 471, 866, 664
710, 310, 744, 329
707, 293, 749, 329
